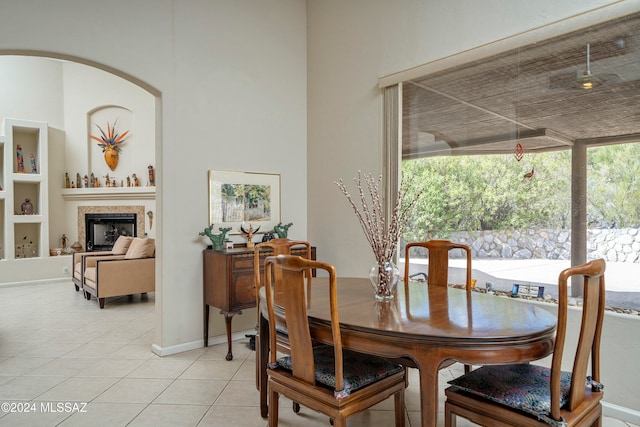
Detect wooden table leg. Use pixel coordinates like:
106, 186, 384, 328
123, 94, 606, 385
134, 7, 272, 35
259, 311, 269, 418
412, 353, 443, 427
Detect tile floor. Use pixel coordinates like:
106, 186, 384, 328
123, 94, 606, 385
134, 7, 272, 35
0, 281, 636, 426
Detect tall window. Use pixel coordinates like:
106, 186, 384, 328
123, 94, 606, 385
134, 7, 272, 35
386, 9, 640, 308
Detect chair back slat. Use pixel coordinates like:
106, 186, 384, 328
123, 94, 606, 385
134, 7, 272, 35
551, 259, 605, 418
254, 238, 312, 319
265, 255, 342, 391
404, 239, 472, 289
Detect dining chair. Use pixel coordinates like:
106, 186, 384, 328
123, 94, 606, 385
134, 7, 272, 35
403, 239, 473, 373
404, 239, 472, 289
444, 258, 606, 427
253, 238, 312, 412
264, 254, 406, 427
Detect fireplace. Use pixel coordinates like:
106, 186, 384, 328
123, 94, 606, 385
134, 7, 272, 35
85, 213, 137, 251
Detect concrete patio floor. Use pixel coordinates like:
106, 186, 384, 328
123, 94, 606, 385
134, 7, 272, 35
399, 258, 640, 311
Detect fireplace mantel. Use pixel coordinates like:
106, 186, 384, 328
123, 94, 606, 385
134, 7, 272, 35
61, 187, 155, 201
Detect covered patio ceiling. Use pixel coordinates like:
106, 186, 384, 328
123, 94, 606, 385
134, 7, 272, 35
402, 11, 640, 159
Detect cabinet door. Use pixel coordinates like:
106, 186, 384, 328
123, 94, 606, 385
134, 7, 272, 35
231, 271, 257, 309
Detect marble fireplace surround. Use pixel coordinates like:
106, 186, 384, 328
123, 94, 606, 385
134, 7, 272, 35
77, 206, 145, 251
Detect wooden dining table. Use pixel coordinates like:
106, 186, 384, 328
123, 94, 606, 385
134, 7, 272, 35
258, 277, 557, 427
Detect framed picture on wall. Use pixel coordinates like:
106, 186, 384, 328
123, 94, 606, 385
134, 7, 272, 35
208, 170, 281, 234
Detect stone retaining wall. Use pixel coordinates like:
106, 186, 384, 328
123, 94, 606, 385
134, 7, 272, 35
410, 228, 640, 263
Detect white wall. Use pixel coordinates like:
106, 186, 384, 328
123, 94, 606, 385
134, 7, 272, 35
0, 56, 64, 128
0, 0, 307, 355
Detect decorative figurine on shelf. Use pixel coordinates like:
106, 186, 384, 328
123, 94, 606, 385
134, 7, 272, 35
148, 165, 155, 186
29, 153, 37, 174
61, 234, 68, 250
199, 224, 232, 251
16, 145, 25, 173
126, 176, 131, 187
76, 173, 81, 188
94, 176, 99, 187
90, 173, 95, 188
105, 174, 111, 187
273, 222, 293, 238
132, 173, 139, 187
65, 173, 70, 188
21, 198, 34, 215
84, 175, 89, 188
240, 224, 260, 249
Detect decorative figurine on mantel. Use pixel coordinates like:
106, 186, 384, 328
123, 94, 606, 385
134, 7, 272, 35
240, 224, 260, 249
199, 224, 232, 251
76, 173, 81, 188
273, 222, 293, 238
148, 165, 155, 186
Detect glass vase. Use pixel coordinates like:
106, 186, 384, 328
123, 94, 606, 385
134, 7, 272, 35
369, 260, 400, 300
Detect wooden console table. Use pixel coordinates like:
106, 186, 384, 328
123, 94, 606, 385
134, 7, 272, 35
203, 244, 316, 360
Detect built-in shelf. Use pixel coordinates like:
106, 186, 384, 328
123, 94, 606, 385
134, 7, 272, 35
61, 186, 156, 201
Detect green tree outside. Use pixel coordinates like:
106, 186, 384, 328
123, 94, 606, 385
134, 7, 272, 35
401, 143, 639, 242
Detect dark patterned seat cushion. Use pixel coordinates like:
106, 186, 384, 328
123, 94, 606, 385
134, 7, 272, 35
447, 364, 572, 426
275, 344, 404, 398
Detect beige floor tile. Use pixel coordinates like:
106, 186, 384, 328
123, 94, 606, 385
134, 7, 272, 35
0, 342, 41, 357
93, 378, 172, 403
24, 357, 94, 377
127, 403, 210, 427
57, 402, 147, 427
35, 376, 119, 402
213, 380, 259, 407
154, 379, 227, 405
199, 405, 268, 426
179, 359, 244, 381
0, 375, 65, 400
232, 357, 259, 381
107, 343, 156, 360
75, 357, 145, 378
0, 357, 53, 375
126, 358, 193, 379
17, 341, 83, 358
0, 405, 72, 427
59, 342, 126, 359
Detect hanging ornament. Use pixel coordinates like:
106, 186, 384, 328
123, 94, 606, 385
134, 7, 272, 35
514, 143, 524, 162
523, 167, 535, 180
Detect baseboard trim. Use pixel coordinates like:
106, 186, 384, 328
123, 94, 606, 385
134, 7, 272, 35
0, 277, 69, 288
603, 401, 640, 425
151, 329, 255, 357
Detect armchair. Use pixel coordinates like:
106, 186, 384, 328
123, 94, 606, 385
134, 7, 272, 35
71, 235, 134, 292
82, 237, 155, 309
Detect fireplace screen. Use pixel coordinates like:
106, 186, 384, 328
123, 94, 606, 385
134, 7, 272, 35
85, 213, 137, 251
